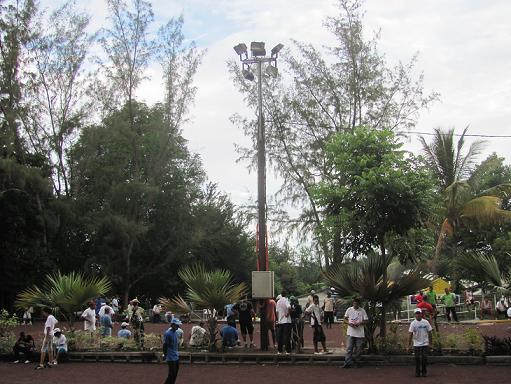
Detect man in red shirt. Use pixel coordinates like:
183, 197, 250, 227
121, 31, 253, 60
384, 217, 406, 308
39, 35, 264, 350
417, 296, 435, 323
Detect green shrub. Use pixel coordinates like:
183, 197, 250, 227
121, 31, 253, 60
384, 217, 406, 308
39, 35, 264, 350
0, 309, 18, 337
463, 328, 483, 351
445, 333, 459, 349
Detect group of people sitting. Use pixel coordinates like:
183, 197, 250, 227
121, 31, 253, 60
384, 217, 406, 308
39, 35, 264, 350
13, 327, 67, 366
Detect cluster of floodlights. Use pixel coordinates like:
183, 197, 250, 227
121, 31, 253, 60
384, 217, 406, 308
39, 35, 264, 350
233, 42, 284, 81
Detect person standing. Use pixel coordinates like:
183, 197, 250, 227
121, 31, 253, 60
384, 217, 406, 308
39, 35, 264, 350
323, 292, 335, 328
35, 308, 57, 370
153, 303, 162, 323
496, 298, 508, 319
233, 297, 256, 348
81, 301, 97, 335
100, 307, 113, 337
264, 298, 277, 348
276, 290, 292, 354
343, 298, 368, 368
441, 288, 458, 322
111, 296, 119, 321
408, 308, 433, 377
22, 307, 33, 325
127, 298, 145, 347
305, 294, 330, 354
163, 318, 182, 384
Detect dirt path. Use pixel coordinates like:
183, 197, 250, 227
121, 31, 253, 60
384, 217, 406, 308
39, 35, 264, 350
1, 362, 510, 384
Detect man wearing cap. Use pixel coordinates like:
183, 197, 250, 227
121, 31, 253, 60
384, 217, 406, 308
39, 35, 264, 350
118, 322, 132, 339
163, 318, 182, 384
127, 298, 145, 347
52, 328, 67, 365
408, 308, 433, 377
343, 298, 368, 368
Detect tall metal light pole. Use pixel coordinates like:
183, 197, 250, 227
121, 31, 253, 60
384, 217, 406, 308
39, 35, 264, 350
234, 41, 283, 351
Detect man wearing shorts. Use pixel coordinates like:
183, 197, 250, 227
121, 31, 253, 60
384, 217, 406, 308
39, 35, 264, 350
35, 308, 57, 370
233, 297, 256, 348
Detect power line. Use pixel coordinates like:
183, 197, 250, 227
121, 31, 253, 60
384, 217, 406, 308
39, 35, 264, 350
266, 119, 511, 138
408, 131, 511, 138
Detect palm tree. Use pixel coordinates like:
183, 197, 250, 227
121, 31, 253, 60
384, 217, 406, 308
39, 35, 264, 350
15, 271, 111, 329
324, 253, 431, 352
159, 263, 247, 351
420, 126, 484, 190
420, 128, 511, 262
463, 252, 510, 295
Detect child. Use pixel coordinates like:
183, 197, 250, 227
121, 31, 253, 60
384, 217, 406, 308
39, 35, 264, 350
408, 308, 433, 377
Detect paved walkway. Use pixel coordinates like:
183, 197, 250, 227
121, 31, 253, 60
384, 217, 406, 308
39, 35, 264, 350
1, 362, 510, 384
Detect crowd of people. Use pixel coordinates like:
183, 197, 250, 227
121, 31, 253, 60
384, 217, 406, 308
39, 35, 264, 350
11, 288, 511, 382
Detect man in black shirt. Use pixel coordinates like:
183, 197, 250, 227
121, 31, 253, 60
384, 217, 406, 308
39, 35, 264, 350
233, 297, 256, 348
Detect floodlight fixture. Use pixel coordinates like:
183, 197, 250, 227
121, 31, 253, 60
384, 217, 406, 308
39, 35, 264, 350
233, 43, 248, 56
250, 41, 266, 57
242, 68, 255, 81
271, 43, 284, 57
266, 63, 278, 77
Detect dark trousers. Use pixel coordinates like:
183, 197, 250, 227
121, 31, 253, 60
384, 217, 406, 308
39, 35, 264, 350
13, 345, 32, 360
324, 312, 334, 328
414, 346, 428, 376
445, 306, 458, 322
276, 323, 292, 353
165, 360, 179, 384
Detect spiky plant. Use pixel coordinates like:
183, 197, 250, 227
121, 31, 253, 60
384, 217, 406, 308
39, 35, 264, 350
15, 271, 111, 329
324, 253, 431, 352
160, 263, 247, 351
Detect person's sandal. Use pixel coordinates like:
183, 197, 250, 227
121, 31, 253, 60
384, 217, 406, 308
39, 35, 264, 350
35, 365, 44, 370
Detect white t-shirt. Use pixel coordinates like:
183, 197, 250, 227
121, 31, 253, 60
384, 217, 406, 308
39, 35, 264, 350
98, 305, 113, 317
44, 315, 58, 336
189, 325, 207, 346
408, 319, 433, 347
82, 307, 96, 331
112, 298, 119, 312
344, 307, 368, 338
153, 305, 161, 314
53, 334, 68, 351
305, 303, 322, 326
507, 307, 511, 318
324, 297, 334, 312
276, 297, 292, 324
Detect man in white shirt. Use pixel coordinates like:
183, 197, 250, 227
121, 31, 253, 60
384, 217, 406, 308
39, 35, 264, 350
98, 302, 114, 318
305, 294, 330, 354
408, 308, 433, 377
81, 301, 97, 333
35, 308, 58, 370
276, 290, 292, 354
343, 298, 368, 368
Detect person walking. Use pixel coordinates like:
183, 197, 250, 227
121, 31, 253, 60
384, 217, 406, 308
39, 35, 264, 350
276, 290, 292, 354
35, 308, 57, 370
408, 308, 433, 377
343, 298, 368, 368
163, 318, 182, 384
323, 292, 335, 328
441, 288, 458, 322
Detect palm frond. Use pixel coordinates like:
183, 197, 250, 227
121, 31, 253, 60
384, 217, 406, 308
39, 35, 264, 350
461, 196, 511, 227
478, 183, 511, 200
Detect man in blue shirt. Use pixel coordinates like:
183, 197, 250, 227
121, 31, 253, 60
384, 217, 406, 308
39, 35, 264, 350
220, 320, 238, 349
163, 318, 182, 384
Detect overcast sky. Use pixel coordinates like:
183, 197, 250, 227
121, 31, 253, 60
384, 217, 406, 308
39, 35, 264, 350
44, 0, 511, 210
